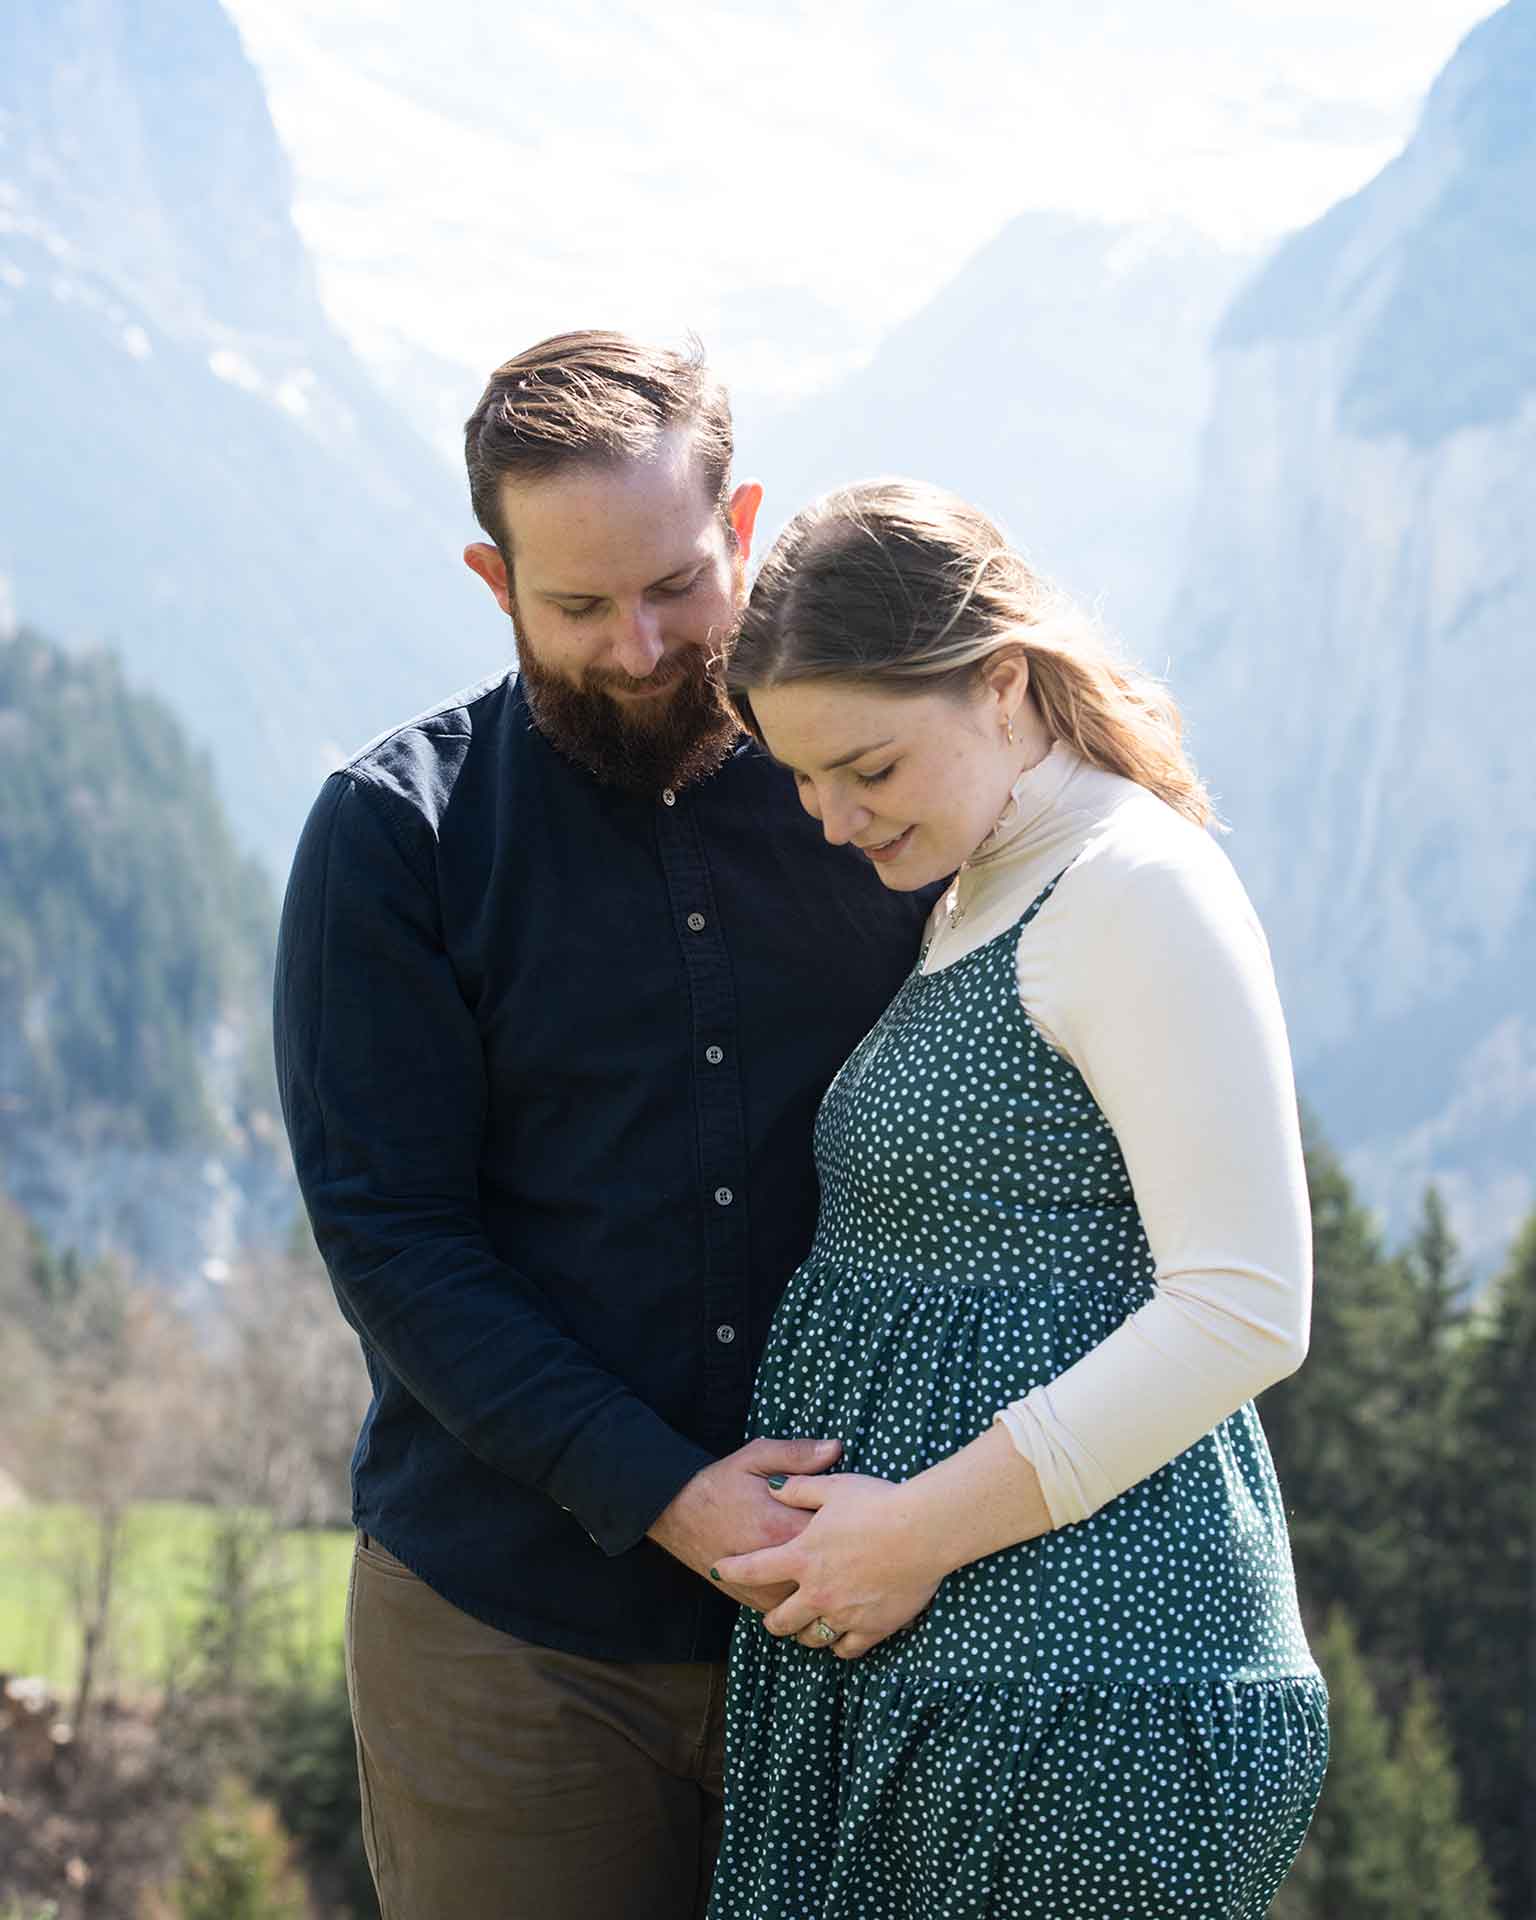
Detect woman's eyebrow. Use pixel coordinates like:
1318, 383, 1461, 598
767, 737, 896, 775
822, 737, 895, 771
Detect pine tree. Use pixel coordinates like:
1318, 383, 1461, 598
1276, 1610, 1409, 1918
1259, 1125, 1420, 1650
1403, 1188, 1462, 1343
1394, 1187, 1473, 1682
1392, 1680, 1499, 1920
1440, 1209, 1536, 1918
1276, 1617, 1499, 1919
170, 1777, 308, 1920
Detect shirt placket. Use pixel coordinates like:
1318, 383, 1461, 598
656, 785, 750, 1444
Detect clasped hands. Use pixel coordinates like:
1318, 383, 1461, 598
648, 1437, 943, 1662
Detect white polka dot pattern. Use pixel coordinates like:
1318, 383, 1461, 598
709, 876, 1328, 1919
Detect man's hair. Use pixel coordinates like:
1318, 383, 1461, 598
463, 330, 734, 558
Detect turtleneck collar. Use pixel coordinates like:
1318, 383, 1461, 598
967, 738, 1080, 869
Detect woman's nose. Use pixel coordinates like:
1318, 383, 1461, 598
805, 786, 870, 846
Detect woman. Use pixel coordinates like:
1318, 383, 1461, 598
706, 481, 1328, 1919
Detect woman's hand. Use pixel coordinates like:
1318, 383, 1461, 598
710, 1473, 946, 1660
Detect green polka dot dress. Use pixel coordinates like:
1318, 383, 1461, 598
710, 876, 1328, 1920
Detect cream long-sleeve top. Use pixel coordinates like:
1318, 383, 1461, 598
920, 741, 1312, 1529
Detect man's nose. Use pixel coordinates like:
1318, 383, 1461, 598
610, 604, 665, 678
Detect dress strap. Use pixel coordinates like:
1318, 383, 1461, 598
1015, 861, 1075, 934
920, 861, 1075, 971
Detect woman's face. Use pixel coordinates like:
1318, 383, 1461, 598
749, 673, 1028, 891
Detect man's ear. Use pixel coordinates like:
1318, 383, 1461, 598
728, 481, 764, 567
464, 541, 512, 614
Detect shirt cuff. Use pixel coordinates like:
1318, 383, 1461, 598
993, 1396, 1109, 1530
543, 1397, 717, 1558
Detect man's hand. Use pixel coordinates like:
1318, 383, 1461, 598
648, 1436, 841, 1611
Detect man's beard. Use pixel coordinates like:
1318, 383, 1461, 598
512, 604, 742, 797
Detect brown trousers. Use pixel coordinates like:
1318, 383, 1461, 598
345, 1534, 727, 1920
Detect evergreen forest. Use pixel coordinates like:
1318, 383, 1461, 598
0, 629, 276, 1150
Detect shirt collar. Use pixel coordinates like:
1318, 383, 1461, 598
968, 739, 1079, 869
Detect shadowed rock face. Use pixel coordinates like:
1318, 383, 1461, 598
1168, 0, 1536, 1266
1, 0, 319, 336
0, 0, 504, 877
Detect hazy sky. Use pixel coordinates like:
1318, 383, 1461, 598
225, 0, 1496, 409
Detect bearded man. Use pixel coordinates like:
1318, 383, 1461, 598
273, 332, 931, 1920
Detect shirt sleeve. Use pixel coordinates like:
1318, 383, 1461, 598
994, 830, 1312, 1526
273, 772, 714, 1555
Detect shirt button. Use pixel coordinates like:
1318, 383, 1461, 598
686, 912, 706, 932
716, 1324, 737, 1344
661, 788, 676, 807
714, 1186, 734, 1207
705, 1045, 724, 1065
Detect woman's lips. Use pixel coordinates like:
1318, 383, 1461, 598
861, 826, 914, 864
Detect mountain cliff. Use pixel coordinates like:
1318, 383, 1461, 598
1167, 0, 1536, 1263
750, 213, 1248, 651
0, 0, 503, 876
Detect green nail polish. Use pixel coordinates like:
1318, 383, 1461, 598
768, 1475, 787, 1489
709, 1567, 721, 1581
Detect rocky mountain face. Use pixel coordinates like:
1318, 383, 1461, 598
1167, 0, 1536, 1266
0, 0, 504, 878
749, 213, 1249, 654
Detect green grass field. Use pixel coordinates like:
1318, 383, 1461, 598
0, 1503, 353, 1700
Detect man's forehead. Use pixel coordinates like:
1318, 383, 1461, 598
501, 437, 721, 587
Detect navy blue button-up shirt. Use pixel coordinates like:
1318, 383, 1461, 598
274, 673, 932, 1661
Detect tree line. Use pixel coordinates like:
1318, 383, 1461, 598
1267, 1134, 1535, 1919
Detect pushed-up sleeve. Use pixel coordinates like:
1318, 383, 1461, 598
995, 829, 1312, 1527
273, 772, 713, 1554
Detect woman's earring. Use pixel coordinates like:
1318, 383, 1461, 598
1004, 714, 1015, 745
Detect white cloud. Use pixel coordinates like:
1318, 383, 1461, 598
209, 347, 263, 391
224, 0, 1498, 405
275, 369, 315, 416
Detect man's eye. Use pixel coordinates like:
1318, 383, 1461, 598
559, 602, 602, 621
654, 575, 700, 598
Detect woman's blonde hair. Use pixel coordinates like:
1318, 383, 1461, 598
727, 479, 1213, 828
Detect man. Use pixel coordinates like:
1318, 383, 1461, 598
273, 332, 931, 1919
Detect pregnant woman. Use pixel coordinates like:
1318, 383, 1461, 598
706, 480, 1328, 1919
